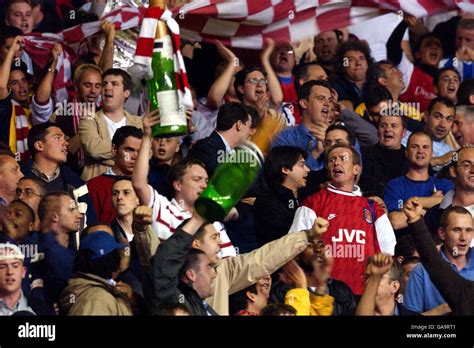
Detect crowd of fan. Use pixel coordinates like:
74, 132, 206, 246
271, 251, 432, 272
0, 0, 473, 316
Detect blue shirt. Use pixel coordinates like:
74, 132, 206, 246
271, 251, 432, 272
272, 124, 325, 170
441, 57, 474, 81
383, 175, 454, 213
271, 124, 362, 171
404, 248, 474, 313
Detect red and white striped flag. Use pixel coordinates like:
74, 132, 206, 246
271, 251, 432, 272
173, 0, 474, 49
22, 4, 145, 103
21, 0, 474, 103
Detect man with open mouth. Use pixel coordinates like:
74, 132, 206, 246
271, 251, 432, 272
288, 143, 396, 296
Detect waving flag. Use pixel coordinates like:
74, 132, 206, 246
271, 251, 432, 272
174, 0, 474, 49
20, 0, 474, 103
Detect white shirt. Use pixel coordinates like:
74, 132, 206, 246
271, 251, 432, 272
104, 116, 126, 140
147, 185, 236, 258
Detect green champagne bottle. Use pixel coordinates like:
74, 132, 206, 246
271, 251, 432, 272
194, 142, 263, 221
148, 21, 187, 137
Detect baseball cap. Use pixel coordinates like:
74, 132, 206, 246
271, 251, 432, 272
80, 232, 127, 260
0, 243, 25, 262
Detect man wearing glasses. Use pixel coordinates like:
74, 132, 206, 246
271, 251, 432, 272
425, 146, 474, 244
15, 177, 46, 230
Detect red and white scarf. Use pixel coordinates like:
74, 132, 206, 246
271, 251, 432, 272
132, 6, 193, 109
11, 100, 31, 161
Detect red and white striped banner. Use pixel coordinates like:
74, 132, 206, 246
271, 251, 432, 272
20, 0, 474, 103
23, 4, 145, 102
173, 0, 474, 49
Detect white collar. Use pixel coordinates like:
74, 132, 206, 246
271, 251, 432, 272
440, 190, 474, 214
440, 190, 455, 209
327, 183, 362, 197
216, 132, 233, 153
171, 198, 189, 213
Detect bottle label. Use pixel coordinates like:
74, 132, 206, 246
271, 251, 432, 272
157, 90, 186, 127
154, 35, 174, 60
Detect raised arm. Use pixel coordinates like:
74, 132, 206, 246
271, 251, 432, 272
35, 43, 62, 104
206, 41, 240, 110
404, 198, 474, 315
0, 36, 23, 100
260, 38, 283, 109
355, 253, 393, 315
132, 107, 160, 206
98, 21, 115, 72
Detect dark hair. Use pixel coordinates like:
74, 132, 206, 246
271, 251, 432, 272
0, 26, 23, 47
9, 199, 35, 223
103, 68, 133, 92
27, 122, 56, 158
365, 59, 394, 91
427, 96, 455, 115
401, 255, 421, 267
394, 235, 417, 260
19, 176, 47, 196
433, 67, 461, 87
151, 302, 191, 316
194, 222, 213, 242
334, 40, 374, 75
111, 126, 143, 148
325, 124, 356, 146
457, 79, 474, 105
264, 146, 307, 188
229, 283, 258, 315
73, 248, 121, 279
9, 61, 29, 79
178, 248, 207, 280
260, 303, 297, 316
215, 102, 258, 132
38, 191, 72, 222
325, 143, 361, 166
233, 66, 267, 101
440, 205, 472, 229
168, 157, 206, 187
297, 80, 332, 114
406, 130, 433, 147
293, 62, 326, 93
413, 33, 442, 54
363, 85, 392, 109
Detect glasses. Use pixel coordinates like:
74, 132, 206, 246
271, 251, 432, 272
457, 163, 474, 171
15, 188, 42, 198
245, 78, 268, 85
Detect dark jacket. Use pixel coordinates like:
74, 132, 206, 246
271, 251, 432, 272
253, 185, 300, 247
329, 74, 366, 109
359, 143, 407, 196
111, 219, 146, 315
187, 131, 226, 176
144, 228, 218, 316
409, 219, 474, 315
148, 161, 172, 200
33, 231, 75, 308
21, 160, 97, 225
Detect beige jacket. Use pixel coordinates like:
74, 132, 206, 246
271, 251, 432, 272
79, 110, 142, 181
136, 227, 309, 315
60, 272, 132, 316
